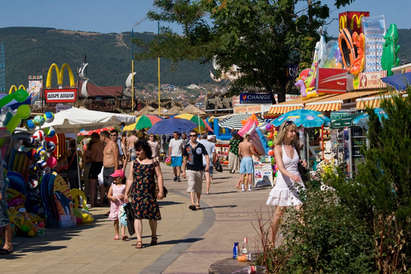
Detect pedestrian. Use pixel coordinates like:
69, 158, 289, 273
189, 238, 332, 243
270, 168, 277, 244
228, 132, 242, 174
181, 132, 188, 146
147, 134, 160, 161
120, 132, 128, 167
67, 140, 79, 189
101, 131, 119, 207
0, 160, 13, 255
125, 140, 165, 249
266, 121, 306, 245
198, 133, 216, 194
85, 133, 104, 207
125, 130, 138, 181
168, 132, 183, 182
110, 129, 123, 168
107, 169, 128, 241
238, 134, 257, 192
182, 130, 209, 210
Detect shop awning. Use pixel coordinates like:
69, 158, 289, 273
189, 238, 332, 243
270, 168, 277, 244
268, 102, 304, 114
305, 90, 383, 111
356, 92, 408, 109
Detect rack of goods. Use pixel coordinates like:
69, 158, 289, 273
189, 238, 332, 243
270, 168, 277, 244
215, 142, 229, 166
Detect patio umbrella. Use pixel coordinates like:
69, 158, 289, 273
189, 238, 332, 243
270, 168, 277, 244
381, 72, 411, 90
77, 127, 114, 136
174, 113, 211, 132
147, 118, 197, 135
123, 114, 162, 131
271, 109, 330, 128
352, 108, 388, 129
218, 114, 264, 130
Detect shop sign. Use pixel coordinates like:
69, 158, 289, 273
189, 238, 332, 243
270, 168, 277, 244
240, 93, 273, 104
331, 111, 356, 128
233, 104, 262, 114
317, 68, 347, 94
339, 11, 370, 34
357, 71, 387, 89
45, 88, 77, 103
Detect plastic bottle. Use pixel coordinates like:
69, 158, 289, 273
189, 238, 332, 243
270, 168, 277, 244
241, 237, 248, 256
232, 242, 239, 259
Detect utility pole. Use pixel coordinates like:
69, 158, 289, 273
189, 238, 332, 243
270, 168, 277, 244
157, 21, 161, 116
131, 29, 135, 112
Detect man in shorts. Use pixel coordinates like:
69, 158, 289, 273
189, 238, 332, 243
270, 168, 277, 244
168, 132, 184, 182
101, 131, 118, 205
198, 134, 216, 194
182, 130, 209, 210
238, 134, 257, 192
87, 133, 104, 207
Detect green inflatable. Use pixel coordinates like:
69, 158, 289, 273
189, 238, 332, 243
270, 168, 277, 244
381, 24, 400, 76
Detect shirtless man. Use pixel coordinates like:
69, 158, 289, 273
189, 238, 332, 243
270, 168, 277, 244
86, 133, 104, 207
101, 131, 118, 205
238, 134, 257, 192
124, 130, 138, 180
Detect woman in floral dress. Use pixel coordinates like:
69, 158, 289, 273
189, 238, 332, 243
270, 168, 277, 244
125, 140, 165, 248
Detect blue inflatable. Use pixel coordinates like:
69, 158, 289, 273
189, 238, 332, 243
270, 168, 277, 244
256, 128, 270, 155
212, 118, 232, 141
7, 171, 27, 195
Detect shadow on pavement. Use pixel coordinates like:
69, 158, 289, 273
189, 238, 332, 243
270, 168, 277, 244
2, 208, 108, 259
199, 205, 237, 210
209, 191, 237, 195
157, 237, 203, 245
158, 201, 184, 206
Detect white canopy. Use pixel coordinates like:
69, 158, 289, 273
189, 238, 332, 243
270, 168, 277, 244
42, 107, 136, 133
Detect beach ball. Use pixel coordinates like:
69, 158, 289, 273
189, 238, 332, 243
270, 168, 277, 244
165, 157, 171, 166
45, 127, 56, 138
36, 146, 47, 157
43, 112, 54, 123
26, 120, 35, 131
267, 140, 273, 148
47, 156, 57, 168
33, 115, 45, 127
46, 141, 56, 153
32, 130, 45, 143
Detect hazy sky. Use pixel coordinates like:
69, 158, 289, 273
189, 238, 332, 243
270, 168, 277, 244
0, 0, 410, 36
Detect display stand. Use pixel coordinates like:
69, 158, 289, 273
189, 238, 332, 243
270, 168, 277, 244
215, 142, 229, 166
253, 157, 274, 187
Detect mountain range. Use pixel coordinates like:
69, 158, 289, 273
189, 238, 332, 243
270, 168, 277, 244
0, 27, 410, 91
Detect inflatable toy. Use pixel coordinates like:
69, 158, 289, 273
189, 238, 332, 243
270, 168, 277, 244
381, 24, 400, 76
54, 175, 72, 199
46, 141, 56, 153
165, 156, 171, 166
7, 171, 27, 195
70, 189, 93, 224
45, 127, 56, 138
238, 119, 257, 137
0, 88, 29, 109
5, 104, 31, 133
47, 156, 57, 168
255, 128, 269, 155
338, 28, 365, 76
33, 115, 45, 127
43, 112, 54, 123
32, 130, 45, 143
26, 119, 36, 131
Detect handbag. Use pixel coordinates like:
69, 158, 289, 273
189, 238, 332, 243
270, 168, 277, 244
298, 161, 309, 183
214, 160, 223, 172
123, 202, 135, 235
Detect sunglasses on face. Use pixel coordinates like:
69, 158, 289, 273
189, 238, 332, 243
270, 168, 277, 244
190, 134, 197, 137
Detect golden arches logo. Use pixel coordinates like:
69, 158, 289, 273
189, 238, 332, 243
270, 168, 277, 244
8, 84, 26, 94
350, 14, 364, 31
46, 63, 75, 89
339, 15, 347, 30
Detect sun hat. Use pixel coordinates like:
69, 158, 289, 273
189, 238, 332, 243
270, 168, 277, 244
110, 169, 124, 178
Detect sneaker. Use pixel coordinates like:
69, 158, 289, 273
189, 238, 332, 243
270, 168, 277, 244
177, 177, 181, 182
173, 176, 177, 182
241, 185, 245, 192
248, 186, 252, 192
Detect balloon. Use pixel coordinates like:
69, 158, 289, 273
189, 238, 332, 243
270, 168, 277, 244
32, 130, 45, 143
45, 127, 56, 138
47, 156, 57, 168
43, 112, 54, 123
26, 119, 35, 131
33, 115, 45, 126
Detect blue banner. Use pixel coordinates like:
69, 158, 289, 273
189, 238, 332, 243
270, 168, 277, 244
239, 93, 273, 104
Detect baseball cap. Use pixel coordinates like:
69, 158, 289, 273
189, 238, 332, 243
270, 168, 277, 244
110, 169, 124, 178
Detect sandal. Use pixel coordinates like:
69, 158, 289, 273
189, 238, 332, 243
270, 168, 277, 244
114, 235, 120, 240
150, 236, 158, 246
195, 205, 201, 210
188, 205, 197, 211
122, 236, 129, 241
135, 240, 143, 249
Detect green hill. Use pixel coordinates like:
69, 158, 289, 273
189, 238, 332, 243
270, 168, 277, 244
0, 27, 410, 91
0, 27, 213, 89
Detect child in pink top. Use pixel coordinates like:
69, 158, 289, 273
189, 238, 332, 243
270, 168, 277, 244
107, 169, 127, 240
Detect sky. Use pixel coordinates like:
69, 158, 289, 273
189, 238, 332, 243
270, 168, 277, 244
0, 0, 410, 36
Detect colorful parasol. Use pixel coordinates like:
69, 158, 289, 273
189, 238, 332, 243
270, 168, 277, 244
174, 113, 211, 132
77, 127, 114, 136
271, 109, 330, 128
123, 114, 162, 131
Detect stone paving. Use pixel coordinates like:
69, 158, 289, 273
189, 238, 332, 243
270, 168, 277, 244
0, 164, 273, 273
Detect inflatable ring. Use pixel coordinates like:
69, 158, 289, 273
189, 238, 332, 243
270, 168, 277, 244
70, 189, 88, 210
338, 28, 355, 70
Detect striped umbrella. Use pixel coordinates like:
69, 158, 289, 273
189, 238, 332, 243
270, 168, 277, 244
218, 114, 264, 130
174, 113, 212, 133
123, 114, 162, 131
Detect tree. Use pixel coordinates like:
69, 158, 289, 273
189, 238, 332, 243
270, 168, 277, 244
136, 0, 354, 102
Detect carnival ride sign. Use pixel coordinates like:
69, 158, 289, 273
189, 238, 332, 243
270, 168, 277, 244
357, 71, 387, 89
45, 88, 77, 103
339, 11, 370, 34
317, 68, 347, 94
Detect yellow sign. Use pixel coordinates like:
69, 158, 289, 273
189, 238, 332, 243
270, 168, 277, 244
8, 84, 26, 94
46, 63, 76, 89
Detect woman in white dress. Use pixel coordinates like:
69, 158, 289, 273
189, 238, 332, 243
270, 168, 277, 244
266, 121, 306, 245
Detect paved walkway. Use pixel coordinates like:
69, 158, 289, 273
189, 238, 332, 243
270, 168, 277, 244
0, 165, 273, 273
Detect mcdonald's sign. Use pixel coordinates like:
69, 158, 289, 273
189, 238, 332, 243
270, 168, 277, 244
44, 63, 77, 103
8, 84, 26, 94
339, 11, 369, 34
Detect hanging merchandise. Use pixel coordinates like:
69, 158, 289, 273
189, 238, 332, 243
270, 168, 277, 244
363, 15, 386, 73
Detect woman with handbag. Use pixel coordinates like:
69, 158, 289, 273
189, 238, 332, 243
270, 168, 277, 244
266, 121, 307, 246
125, 140, 165, 249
